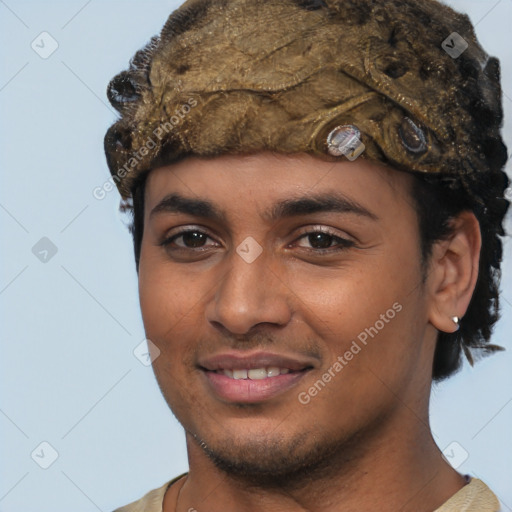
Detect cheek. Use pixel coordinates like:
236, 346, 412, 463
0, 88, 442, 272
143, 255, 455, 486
138, 259, 205, 410
286, 247, 422, 383
286, 252, 414, 335
138, 254, 197, 347
137, 252, 219, 392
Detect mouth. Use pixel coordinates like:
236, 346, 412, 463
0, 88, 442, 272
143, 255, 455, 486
198, 351, 316, 403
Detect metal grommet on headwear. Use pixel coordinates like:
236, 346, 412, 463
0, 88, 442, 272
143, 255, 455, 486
326, 125, 365, 160
398, 117, 428, 155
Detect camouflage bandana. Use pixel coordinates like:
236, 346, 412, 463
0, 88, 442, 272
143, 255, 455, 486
103, 0, 508, 211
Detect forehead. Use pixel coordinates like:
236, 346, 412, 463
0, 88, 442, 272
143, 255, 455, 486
143, 152, 415, 222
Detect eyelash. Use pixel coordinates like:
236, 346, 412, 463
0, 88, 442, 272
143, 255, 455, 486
158, 227, 355, 255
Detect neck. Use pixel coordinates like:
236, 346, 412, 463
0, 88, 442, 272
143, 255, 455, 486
170, 408, 466, 512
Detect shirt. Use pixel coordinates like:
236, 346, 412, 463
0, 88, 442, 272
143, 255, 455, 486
112, 473, 502, 512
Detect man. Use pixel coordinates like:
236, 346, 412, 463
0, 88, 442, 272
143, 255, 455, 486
103, 0, 510, 510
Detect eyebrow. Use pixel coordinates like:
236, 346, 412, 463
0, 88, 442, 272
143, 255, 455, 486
149, 191, 379, 223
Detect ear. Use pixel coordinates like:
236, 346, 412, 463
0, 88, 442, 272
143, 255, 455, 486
427, 210, 481, 334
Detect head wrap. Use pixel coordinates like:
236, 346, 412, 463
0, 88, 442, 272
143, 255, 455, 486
104, 0, 508, 213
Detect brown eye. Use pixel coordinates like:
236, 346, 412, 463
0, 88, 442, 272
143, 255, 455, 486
294, 229, 355, 253
159, 229, 218, 251
177, 231, 208, 248
306, 232, 336, 249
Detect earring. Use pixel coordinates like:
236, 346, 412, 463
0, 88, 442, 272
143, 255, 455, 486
451, 316, 460, 331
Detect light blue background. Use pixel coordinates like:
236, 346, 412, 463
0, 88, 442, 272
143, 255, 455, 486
0, 1, 511, 511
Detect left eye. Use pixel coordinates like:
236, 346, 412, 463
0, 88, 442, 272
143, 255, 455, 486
294, 230, 355, 252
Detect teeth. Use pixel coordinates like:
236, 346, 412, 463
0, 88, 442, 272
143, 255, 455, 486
248, 368, 267, 380
267, 366, 281, 377
220, 367, 294, 379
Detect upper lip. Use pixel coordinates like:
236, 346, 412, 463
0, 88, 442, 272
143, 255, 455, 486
198, 351, 317, 372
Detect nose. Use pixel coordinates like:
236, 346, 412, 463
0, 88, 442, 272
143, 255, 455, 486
205, 247, 293, 336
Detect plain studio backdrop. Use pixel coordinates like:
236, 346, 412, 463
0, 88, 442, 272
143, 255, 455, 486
0, 1, 511, 511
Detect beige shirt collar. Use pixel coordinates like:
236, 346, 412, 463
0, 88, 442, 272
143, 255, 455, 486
113, 474, 501, 512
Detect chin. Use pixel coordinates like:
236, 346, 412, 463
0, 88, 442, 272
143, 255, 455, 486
189, 424, 360, 489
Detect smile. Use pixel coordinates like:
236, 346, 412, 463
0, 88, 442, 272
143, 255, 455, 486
198, 350, 317, 403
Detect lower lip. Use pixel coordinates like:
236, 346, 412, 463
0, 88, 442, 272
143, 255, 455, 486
202, 370, 309, 403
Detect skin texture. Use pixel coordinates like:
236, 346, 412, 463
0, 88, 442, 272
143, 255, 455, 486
138, 151, 481, 512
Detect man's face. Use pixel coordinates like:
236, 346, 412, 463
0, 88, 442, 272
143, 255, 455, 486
138, 152, 436, 481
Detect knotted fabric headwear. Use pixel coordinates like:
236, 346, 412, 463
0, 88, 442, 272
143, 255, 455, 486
104, 0, 508, 212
